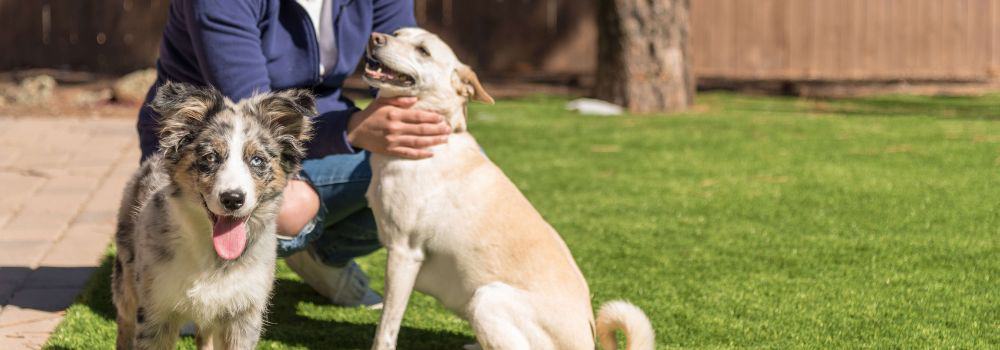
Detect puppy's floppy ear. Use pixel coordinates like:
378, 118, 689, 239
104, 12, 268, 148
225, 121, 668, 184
255, 89, 316, 173
149, 81, 224, 159
453, 64, 494, 104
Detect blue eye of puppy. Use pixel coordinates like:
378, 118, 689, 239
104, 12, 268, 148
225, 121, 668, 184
250, 156, 265, 168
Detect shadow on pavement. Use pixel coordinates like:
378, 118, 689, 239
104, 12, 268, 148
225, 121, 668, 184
0, 266, 97, 311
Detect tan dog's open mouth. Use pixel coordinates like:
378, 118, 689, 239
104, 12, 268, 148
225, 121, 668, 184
364, 55, 415, 87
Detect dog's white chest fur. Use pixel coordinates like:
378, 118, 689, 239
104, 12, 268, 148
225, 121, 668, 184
143, 198, 276, 325
367, 129, 602, 349
367, 133, 492, 310
149, 253, 270, 323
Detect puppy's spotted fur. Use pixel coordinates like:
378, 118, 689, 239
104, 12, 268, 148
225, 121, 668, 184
112, 82, 313, 350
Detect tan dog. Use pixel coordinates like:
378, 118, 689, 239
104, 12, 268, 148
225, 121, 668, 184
362, 28, 654, 350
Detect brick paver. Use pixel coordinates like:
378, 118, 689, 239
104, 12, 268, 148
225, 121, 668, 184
0, 117, 137, 349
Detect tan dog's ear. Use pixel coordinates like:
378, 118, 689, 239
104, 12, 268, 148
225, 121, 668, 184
454, 64, 494, 104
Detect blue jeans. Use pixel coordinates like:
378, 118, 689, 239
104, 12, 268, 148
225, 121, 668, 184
276, 151, 381, 266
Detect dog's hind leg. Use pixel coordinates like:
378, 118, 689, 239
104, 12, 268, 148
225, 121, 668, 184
371, 246, 425, 350
467, 282, 550, 350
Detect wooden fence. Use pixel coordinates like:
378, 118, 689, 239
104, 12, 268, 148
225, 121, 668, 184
0, 0, 169, 74
691, 0, 1000, 81
2, 0, 1000, 83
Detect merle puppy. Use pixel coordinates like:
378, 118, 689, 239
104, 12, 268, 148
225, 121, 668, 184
112, 82, 313, 350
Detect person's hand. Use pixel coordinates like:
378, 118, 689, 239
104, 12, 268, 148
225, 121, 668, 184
347, 96, 450, 159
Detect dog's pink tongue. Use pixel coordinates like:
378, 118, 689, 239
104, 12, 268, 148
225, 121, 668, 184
212, 216, 247, 260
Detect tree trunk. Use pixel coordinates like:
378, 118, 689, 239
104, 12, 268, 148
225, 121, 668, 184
595, 0, 694, 113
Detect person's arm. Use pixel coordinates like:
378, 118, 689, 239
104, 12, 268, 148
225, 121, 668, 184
183, 0, 271, 99
372, 0, 417, 33
308, 106, 361, 158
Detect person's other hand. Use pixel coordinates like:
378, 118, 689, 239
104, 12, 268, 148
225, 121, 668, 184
347, 96, 450, 159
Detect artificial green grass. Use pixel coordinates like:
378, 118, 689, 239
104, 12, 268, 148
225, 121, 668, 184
45, 92, 999, 349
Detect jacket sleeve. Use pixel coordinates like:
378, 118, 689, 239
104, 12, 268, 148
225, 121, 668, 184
372, 0, 417, 34
183, 0, 271, 100
307, 104, 360, 158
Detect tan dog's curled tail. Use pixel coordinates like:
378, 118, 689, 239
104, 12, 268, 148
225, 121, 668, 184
596, 300, 655, 350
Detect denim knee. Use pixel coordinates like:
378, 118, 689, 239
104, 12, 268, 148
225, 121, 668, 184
275, 151, 381, 262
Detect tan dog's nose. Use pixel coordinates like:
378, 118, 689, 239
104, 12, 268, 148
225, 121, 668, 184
370, 32, 389, 48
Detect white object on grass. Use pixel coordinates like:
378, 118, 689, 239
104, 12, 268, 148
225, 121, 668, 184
565, 98, 624, 116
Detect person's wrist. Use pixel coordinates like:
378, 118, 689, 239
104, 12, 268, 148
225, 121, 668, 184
347, 110, 366, 146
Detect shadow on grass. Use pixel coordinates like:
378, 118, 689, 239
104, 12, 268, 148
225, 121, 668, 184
821, 95, 1000, 120
262, 274, 472, 349
709, 93, 1000, 120
70, 254, 472, 349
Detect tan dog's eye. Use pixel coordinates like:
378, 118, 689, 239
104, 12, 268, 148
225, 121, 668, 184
417, 45, 431, 57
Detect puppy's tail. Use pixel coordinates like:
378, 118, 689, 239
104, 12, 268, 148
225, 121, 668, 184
595, 300, 654, 350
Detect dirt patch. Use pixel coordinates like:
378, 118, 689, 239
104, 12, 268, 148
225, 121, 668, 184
0, 69, 142, 119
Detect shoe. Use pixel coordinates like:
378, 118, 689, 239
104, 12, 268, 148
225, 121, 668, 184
285, 247, 383, 308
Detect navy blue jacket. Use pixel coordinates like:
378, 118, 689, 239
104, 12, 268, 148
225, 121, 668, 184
137, 0, 415, 160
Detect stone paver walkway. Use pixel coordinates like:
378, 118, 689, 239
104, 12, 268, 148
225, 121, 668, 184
0, 117, 137, 349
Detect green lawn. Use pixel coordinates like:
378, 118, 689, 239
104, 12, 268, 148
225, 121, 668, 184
45, 92, 999, 349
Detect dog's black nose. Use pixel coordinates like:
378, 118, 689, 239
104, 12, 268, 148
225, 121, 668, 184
220, 190, 245, 211
370, 32, 389, 47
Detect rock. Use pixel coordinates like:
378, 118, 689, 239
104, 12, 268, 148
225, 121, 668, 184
0, 75, 58, 105
72, 88, 113, 106
0, 83, 12, 107
565, 98, 624, 116
112, 68, 156, 105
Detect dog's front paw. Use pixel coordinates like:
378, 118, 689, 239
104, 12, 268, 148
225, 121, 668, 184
371, 339, 397, 350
